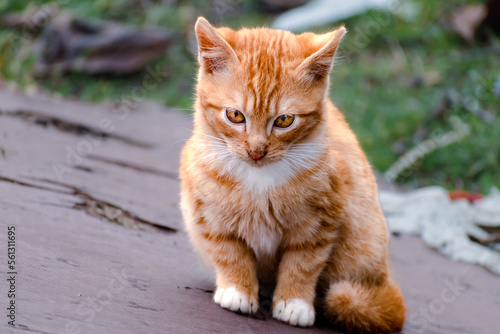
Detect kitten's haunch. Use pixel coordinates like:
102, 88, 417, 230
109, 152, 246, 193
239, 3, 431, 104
179, 17, 406, 333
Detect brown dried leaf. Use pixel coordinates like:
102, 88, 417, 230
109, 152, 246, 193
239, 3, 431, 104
34, 12, 174, 76
450, 4, 487, 42
0, 4, 59, 30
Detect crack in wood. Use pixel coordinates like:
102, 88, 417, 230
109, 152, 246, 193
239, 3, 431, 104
73, 165, 94, 173
16, 324, 56, 334
183, 286, 214, 294
88, 154, 178, 179
0, 175, 177, 233
127, 302, 159, 312
49, 178, 177, 233
0, 176, 73, 195
1, 109, 153, 148
39, 178, 178, 234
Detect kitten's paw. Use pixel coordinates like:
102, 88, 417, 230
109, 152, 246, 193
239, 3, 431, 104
272, 298, 315, 327
214, 287, 258, 314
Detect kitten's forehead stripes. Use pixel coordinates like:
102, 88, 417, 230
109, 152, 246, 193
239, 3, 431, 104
239, 31, 287, 120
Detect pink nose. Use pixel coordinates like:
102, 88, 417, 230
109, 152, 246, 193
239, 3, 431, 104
248, 150, 265, 161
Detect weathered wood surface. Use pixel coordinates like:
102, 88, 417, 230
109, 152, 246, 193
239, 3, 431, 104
0, 90, 499, 334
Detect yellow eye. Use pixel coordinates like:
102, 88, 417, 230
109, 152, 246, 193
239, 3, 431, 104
226, 108, 245, 123
274, 114, 295, 128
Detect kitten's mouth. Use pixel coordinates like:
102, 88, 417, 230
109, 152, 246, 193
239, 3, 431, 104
246, 158, 266, 167
238, 155, 262, 167
245, 155, 276, 167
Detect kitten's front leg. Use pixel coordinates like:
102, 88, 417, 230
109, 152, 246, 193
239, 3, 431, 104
272, 242, 332, 327
202, 232, 259, 314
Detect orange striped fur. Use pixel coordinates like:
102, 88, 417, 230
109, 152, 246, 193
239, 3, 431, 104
179, 17, 406, 332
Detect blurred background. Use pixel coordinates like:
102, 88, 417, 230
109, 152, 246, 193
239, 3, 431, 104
1, 0, 499, 193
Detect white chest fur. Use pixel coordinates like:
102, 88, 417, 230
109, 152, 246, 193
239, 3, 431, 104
232, 161, 292, 195
245, 225, 282, 260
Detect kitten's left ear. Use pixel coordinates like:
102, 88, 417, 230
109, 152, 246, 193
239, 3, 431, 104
297, 27, 346, 82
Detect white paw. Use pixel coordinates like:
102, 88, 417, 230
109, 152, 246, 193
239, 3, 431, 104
213, 287, 258, 314
272, 298, 315, 327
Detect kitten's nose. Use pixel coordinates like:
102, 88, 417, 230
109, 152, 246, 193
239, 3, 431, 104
248, 150, 265, 161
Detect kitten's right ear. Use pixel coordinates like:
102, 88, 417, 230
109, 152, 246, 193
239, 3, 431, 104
195, 17, 239, 74
297, 27, 346, 83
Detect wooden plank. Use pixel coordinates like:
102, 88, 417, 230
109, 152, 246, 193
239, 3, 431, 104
0, 90, 498, 334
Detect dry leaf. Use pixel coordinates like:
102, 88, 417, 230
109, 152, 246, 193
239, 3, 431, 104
0, 4, 59, 30
34, 12, 174, 76
450, 4, 487, 42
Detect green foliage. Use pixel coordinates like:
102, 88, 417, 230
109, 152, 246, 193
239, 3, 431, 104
0, 0, 263, 109
1, 0, 499, 192
331, 0, 500, 192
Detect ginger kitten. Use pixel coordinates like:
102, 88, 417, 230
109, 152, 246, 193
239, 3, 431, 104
180, 17, 406, 333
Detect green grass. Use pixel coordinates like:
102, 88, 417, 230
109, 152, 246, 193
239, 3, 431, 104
1, 0, 499, 193
331, 1, 500, 192
0, 0, 263, 109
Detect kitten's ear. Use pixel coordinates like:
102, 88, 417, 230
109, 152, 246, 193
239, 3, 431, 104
297, 27, 346, 82
195, 17, 239, 74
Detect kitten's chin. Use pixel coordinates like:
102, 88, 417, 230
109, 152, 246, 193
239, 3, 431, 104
245, 159, 267, 167
242, 157, 273, 168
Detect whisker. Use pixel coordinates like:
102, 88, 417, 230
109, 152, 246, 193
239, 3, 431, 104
278, 158, 296, 176
292, 143, 326, 148
285, 154, 318, 173
289, 149, 323, 154
193, 132, 227, 144
185, 151, 223, 171
176, 127, 227, 143
189, 139, 227, 147
162, 138, 190, 152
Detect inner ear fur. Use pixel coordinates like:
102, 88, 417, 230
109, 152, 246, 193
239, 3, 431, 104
297, 27, 346, 82
195, 17, 239, 74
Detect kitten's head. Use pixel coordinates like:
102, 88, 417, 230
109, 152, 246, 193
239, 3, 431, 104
194, 17, 345, 168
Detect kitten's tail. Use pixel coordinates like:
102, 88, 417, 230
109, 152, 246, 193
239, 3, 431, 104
324, 279, 406, 333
